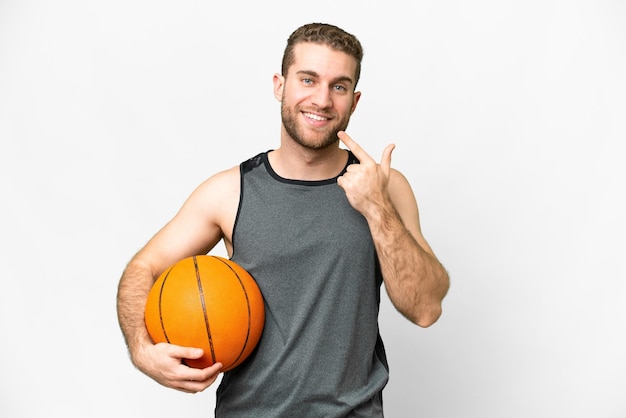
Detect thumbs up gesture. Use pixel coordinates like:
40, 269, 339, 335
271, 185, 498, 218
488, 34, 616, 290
337, 131, 396, 217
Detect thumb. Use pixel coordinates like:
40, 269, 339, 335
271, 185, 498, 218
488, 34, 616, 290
168, 344, 204, 360
185, 347, 205, 359
380, 144, 395, 176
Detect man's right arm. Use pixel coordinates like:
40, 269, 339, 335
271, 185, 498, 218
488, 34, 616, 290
116, 166, 240, 393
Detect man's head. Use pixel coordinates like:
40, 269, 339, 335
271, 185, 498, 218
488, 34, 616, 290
281, 23, 364, 89
275, 23, 364, 150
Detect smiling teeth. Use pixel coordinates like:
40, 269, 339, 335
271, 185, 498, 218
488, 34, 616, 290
304, 112, 328, 121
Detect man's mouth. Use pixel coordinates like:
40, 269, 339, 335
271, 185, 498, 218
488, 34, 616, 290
303, 112, 330, 122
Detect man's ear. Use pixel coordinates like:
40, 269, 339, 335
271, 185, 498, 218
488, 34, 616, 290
350, 91, 362, 114
273, 73, 285, 102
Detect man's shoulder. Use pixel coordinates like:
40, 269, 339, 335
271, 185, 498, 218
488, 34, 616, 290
241, 151, 270, 174
202, 150, 272, 192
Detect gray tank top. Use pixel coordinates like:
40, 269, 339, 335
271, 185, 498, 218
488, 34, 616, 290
216, 151, 389, 417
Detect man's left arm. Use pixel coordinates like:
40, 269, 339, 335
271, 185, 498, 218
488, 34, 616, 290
337, 131, 449, 327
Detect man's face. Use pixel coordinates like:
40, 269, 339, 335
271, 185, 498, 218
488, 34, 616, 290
274, 43, 361, 150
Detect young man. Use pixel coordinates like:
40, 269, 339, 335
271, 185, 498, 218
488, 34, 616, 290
117, 22, 449, 416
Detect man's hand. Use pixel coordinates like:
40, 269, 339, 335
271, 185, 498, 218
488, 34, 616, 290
133, 342, 223, 394
337, 130, 396, 217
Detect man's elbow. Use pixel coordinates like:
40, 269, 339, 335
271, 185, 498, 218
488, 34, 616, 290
414, 272, 449, 327
413, 304, 443, 328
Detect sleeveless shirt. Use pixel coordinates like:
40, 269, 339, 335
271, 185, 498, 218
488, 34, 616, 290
215, 151, 389, 417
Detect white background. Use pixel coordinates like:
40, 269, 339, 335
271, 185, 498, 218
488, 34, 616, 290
1, 1, 625, 417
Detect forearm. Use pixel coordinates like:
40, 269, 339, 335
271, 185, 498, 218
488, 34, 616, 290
334, 132, 449, 326
367, 202, 449, 327
116, 259, 156, 359
117, 257, 223, 392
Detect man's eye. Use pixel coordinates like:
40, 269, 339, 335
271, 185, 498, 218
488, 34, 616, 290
333, 85, 347, 92
302, 78, 313, 85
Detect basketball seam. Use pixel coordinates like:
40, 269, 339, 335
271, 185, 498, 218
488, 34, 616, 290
194, 256, 217, 364
213, 256, 253, 370
158, 268, 173, 344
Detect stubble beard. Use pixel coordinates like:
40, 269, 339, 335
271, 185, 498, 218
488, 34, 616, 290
280, 98, 351, 151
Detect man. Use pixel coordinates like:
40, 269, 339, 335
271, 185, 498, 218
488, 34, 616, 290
117, 22, 449, 416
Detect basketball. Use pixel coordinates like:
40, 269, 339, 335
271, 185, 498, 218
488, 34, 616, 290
144, 255, 265, 371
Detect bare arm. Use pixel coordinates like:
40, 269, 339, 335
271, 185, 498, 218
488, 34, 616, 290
369, 169, 449, 326
337, 131, 449, 327
116, 166, 240, 392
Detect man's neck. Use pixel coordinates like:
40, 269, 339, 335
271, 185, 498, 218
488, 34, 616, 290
268, 142, 348, 181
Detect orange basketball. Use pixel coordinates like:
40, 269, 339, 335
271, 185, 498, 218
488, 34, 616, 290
144, 255, 265, 371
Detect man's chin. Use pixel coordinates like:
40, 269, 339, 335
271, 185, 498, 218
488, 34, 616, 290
298, 137, 340, 150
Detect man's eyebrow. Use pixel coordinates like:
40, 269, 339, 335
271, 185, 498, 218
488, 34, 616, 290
295, 70, 355, 86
